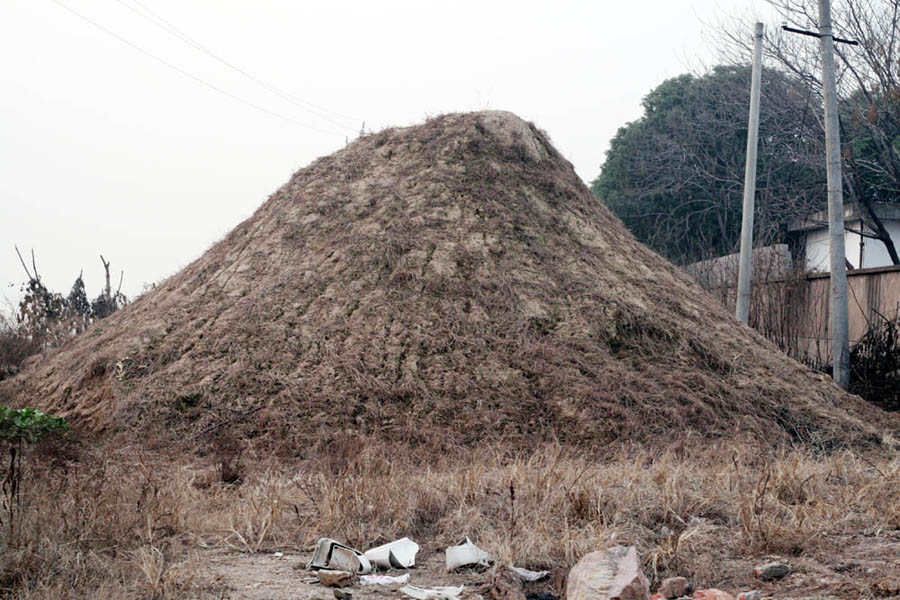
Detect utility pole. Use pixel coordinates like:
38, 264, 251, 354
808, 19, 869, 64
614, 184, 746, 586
818, 0, 850, 389
781, 1, 856, 388
735, 22, 764, 325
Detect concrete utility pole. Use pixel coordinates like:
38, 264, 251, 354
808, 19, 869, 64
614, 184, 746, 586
781, 2, 856, 388
818, 0, 850, 389
735, 22, 764, 325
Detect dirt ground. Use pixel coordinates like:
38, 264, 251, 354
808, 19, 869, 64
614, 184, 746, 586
193, 533, 900, 600
195, 544, 515, 600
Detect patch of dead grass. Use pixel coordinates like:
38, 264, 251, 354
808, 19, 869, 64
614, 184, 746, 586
3, 439, 900, 598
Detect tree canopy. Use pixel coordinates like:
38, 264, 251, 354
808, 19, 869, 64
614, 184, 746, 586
592, 65, 825, 264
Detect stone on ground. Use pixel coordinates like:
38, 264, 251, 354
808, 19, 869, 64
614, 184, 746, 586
488, 567, 527, 600
318, 569, 353, 587
692, 590, 733, 600
657, 577, 690, 599
752, 562, 790, 581
566, 546, 650, 600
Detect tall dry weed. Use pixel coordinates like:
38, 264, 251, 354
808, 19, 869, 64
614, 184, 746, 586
2, 439, 900, 596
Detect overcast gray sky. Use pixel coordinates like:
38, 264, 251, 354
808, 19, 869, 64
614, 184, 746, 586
1, 0, 779, 309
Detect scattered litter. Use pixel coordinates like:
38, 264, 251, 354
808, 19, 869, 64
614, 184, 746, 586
510, 567, 549, 582
301, 577, 320, 584
318, 569, 353, 588
400, 585, 465, 600
360, 573, 411, 585
334, 589, 353, 600
445, 538, 492, 571
526, 594, 557, 600
273, 551, 284, 558
308, 538, 373, 574
365, 537, 420, 569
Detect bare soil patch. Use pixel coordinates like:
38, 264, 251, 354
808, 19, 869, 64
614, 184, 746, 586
196, 546, 491, 600
193, 531, 900, 600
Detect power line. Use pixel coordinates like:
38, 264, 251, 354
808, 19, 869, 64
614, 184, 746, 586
124, 0, 361, 127
49, 0, 345, 137
115, 0, 360, 132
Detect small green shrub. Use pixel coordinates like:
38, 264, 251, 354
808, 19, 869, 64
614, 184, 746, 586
0, 406, 69, 547
0, 407, 69, 444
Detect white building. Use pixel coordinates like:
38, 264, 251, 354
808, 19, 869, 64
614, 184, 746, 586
789, 203, 900, 272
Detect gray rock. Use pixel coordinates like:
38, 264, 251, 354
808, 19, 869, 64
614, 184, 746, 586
566, 546, 650, 600
657, 577, 690, 599
752, 562, 790, 581
319, 569, 353, 588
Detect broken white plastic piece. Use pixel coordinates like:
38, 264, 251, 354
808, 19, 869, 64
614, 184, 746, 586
273, 551, 284, 558
359, 573, 411, 585
510, 567, 549, 582
400, 585, 465, 600
307, 538, 373, 574
445, 537, 492, 571
364, 537, 420, 570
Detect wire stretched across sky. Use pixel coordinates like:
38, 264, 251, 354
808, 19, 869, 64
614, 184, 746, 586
49, 0, 349, 137
114, 0, 361, 133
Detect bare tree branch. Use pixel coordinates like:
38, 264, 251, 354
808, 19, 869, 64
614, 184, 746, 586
13, 246, 33, 282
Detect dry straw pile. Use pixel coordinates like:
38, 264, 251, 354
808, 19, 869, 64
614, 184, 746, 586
0, 111, 886, 452
2, 112, 900, 599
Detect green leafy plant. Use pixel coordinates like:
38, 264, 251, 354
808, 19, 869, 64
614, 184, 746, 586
0, 406, 69, 546
0, 407, 69, 444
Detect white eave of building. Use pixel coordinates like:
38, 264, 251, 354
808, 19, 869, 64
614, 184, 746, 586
788, 202, 900, 272
788, 202, 900, 233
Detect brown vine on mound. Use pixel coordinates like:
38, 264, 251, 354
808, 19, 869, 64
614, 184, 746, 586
0, 111, 889, 453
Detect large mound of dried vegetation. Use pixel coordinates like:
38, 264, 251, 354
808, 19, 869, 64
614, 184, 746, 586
0, 111, 888, 451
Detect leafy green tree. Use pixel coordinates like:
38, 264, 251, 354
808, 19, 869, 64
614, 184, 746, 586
592, 65, 826, 264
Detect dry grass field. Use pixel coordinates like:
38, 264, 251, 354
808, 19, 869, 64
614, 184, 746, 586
4, 438, 900, 599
